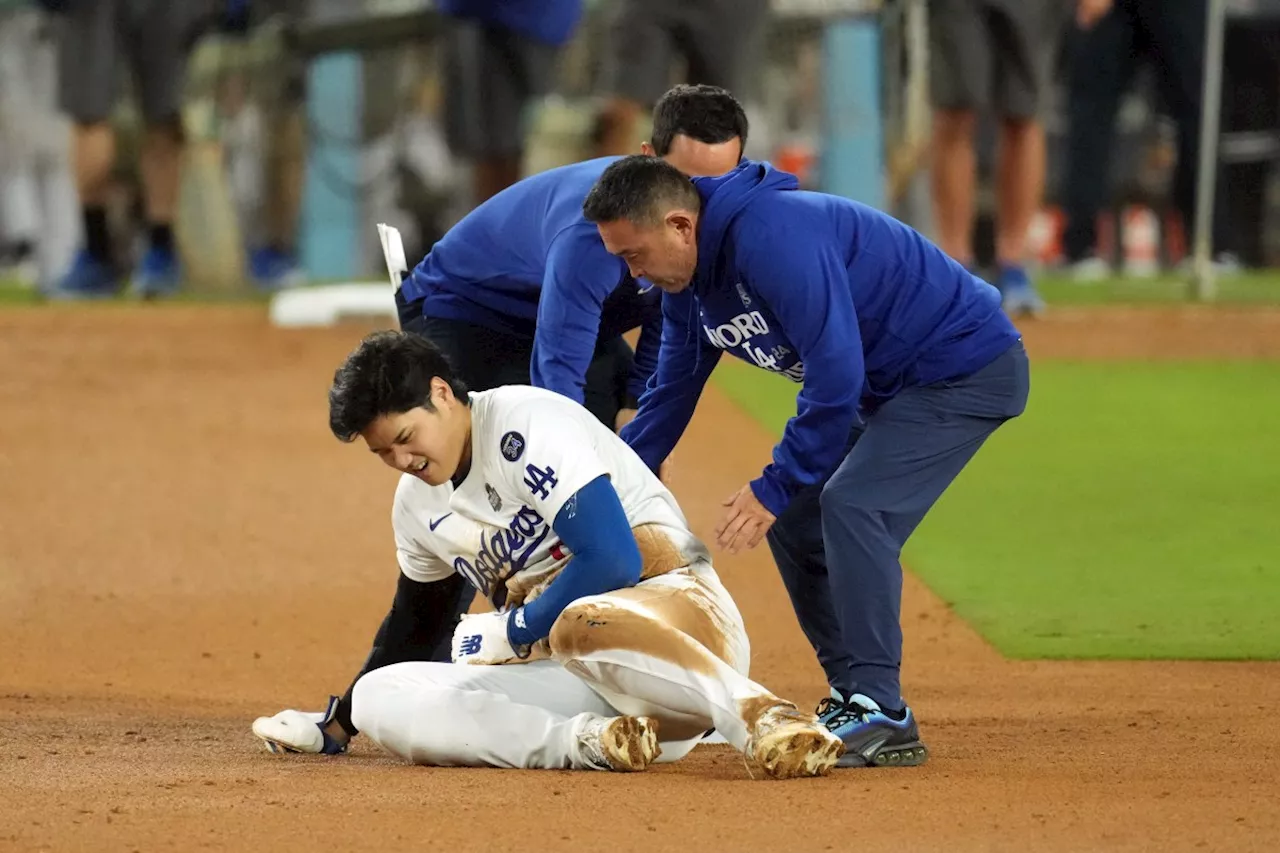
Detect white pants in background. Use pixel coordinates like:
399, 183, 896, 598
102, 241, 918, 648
0, 8, 79, 286
351, 562, 779, 769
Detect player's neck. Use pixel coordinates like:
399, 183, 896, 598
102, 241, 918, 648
450, 407, 474, 488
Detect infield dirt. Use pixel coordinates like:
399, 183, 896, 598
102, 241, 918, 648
2, 305, 1277, 852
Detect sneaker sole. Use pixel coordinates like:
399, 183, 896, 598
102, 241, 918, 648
838, 738, 929, 768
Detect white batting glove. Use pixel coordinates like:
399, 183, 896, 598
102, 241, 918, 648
451, 610, 529, 665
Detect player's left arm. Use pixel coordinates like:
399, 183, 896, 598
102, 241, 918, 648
530, 232, 627, 404
452, 408, 642, 664
715, 217, 865, 552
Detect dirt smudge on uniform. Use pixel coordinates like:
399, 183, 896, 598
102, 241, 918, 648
548, 575, 732, 673
633, 525, 688, 579
737, 695, 789, 736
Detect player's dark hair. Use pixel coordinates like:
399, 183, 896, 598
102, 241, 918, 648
582, 155, 702, 226
649, 84, 749, 158
328, 330, 469, 442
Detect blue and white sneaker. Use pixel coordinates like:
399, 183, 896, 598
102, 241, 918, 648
49, 249, 120, 300
998, 265, 1046, 318
131, 246, 181, 299
817, 692, 929, 768
248, 246, 306, 291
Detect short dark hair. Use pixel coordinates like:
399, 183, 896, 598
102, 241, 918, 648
328, 330, 469, 442
650, 85, 749, 158
582, 155, 702, 226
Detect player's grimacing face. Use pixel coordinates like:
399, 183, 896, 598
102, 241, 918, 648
597, 214, 698, 294
358, 379, 469, 485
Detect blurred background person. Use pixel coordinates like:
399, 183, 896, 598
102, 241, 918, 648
1061, 0, 1234, 278
0, 0, 78, 290
928, 0, 1062, 316
594, 0, 769, 158
43, 0, 215, 299
215, 0, 307, 290
436, 0, 585, 205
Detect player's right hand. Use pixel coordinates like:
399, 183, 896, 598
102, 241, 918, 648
252, 695, 349, 755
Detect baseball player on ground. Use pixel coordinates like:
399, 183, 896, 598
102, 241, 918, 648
252, 331, 845, 779
583, 157, 1031, 768
334, 85, 752, 691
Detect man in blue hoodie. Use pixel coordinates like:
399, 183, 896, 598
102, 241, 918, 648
583, 155, 1031, 768
397, 84, 749, 432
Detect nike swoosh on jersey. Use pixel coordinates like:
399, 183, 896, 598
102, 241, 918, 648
428, 513, 453, 531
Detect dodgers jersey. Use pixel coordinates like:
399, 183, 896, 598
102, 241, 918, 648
392, 387, 707, 610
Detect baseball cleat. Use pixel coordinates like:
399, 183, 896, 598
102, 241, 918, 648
577, 714, 661, 772
818, 693, 929, 768
253, 710, 325, 754
745, 703, 845, 779
252, 696, 348, 755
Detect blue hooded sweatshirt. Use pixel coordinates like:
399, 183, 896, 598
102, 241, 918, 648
620, 160, 1021, 516
400, 157, 662, 405
435, 0, 583, 45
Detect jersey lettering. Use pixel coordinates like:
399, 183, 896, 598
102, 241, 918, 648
453, 506, 549, 604
522, 464, 559, 500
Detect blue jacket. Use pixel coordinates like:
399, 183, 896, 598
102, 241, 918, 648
620, 160, 1021, 516
401, 157, 661, 405
436, 0, 583, 45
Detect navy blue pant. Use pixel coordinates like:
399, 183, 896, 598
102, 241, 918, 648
767, 340, 1030, 710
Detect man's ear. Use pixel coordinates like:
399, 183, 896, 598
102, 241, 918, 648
667, 210, 697, 240
640, 141, 656, 157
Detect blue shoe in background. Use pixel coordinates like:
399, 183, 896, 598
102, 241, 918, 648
817, 692, 929, 768
49, 249, 120, 300
131, 246, 181, 299
131, 246, 181, 298
999, 264, 1046, 318
248, 246, 305, 291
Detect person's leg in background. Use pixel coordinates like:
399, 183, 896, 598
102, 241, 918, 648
0, 7, 43, 287
677, 0, 770, 116
124, 1, 210, 297
250, 68, 307, 289
52, 0, 124, 297
27, 9, 81, 290
1140, 0, 1234, 267
247, 1, 306, 289
443, 22, 557, 205
928, 0, 992, 271
595, 0, 673, 157
1216, 22, 1280, 266
987, 0, 1062, 315
1061, 2, 1138, 278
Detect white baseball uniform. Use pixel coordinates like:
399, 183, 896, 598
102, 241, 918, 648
350, 386, 789, 769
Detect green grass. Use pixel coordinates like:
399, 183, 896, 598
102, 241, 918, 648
714, 358, 1280, 660
0, 278, 274, 307
1033, 270, 1280, 305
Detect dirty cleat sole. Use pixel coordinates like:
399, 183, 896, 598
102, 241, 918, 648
748, 704, 846, 779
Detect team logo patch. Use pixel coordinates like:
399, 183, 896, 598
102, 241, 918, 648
485, 483, 503, 512
500, 431, 525, 462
